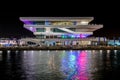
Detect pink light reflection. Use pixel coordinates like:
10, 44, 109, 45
72, 51, 89, 80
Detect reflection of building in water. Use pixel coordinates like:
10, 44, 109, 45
20, 17, 103, 46
60, 51, 89, 80
48, 53, 56, 70
60, 51, 77, 79
109, 50, 120, 69
60, 50, 106, 80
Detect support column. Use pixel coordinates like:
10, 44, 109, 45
46, 27, 51, 33
104, 37, 106, 42
104, 37, 106, 46
113, 37, 115, 45
98, 37, 100, 45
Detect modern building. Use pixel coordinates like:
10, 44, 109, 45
20, 17, 103, 46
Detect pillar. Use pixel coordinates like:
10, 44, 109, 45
113, 37, 115, 45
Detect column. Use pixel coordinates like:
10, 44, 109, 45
46, 27, 51, 33
98, 37, 100, 45
113, 37, 115, 45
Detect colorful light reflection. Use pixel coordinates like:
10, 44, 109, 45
60, 51, 89, 80
73, 51, 88, 80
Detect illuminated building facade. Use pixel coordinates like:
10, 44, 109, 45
20, 17, 103, 46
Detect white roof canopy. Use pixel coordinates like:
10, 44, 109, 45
20, 17, 94, 22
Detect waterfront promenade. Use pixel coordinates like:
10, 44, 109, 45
0, 46, 120, 50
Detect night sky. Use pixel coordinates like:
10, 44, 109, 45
0, 11, 119, 38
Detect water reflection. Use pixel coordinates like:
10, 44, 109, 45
60, 50, 104, 80
1, 50, 120, 80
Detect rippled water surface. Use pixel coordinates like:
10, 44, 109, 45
0, 50, 120, 80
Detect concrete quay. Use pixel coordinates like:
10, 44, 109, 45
0, 46, 120, 51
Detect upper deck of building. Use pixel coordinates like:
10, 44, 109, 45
20, 17, 93, 22
20, 17, 103, 33
20, 17, 94, 25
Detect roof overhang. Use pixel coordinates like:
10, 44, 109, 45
24, 24, 103, 32
20, 17, 94, 22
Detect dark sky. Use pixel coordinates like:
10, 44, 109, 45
0, 11, 119, 38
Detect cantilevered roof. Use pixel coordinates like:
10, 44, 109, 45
24, 24, 103, 30
20, 17, 94, 22
24, 24, 103, 32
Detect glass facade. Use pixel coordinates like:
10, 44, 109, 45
36, 28, 45, 32
36, 35, 45, 39
67, 28, 76, 31
45, 21, 76, 26
51, 28, 67, 33
32, 21, 45, 25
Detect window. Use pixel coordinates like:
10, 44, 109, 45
51, 28, 67, 33
36, 28, 45, 32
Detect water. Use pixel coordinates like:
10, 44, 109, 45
0, 50, 120, 80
